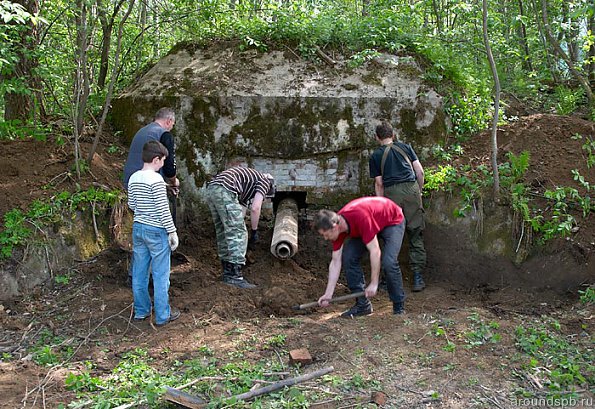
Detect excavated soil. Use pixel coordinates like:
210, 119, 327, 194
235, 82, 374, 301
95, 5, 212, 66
0, 114, 593, 408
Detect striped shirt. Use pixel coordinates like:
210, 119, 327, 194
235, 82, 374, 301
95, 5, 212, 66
127, 170, 176, 233
207, 167, 271, 207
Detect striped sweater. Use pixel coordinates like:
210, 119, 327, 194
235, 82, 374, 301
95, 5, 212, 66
207, 167, 271, 207
127, 170, 176, 233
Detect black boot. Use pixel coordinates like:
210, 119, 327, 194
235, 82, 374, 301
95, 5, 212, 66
412, 271, 426, 292
341, 296, 372, 318
221, 260, 233, 277
223, 263, 256, 289
393, 301, 405, 315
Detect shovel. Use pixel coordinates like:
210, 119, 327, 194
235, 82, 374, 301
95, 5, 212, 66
292, 291, 366, 310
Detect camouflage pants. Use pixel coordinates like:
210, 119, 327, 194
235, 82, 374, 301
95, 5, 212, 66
384, 181, 426, 272
205, 184, 247, 265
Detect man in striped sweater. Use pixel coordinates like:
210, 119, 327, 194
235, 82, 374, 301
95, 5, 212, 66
128, 141, 180, 326
206, 167, 276, 289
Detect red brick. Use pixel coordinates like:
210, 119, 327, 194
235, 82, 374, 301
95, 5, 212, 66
288, 348, 313, 366
371, 391, 388, 406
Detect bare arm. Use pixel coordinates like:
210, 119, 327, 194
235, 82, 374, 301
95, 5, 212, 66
412, 160, 424, 191
374, 176, 384, 196
250, 192, 265, 231
365, 236, 381, 298
318, 248, 343, 307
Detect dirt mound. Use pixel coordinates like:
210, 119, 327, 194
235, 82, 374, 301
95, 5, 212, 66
462, 114, 595, 191
457, 114, 595, 250
0, 138, 124, 218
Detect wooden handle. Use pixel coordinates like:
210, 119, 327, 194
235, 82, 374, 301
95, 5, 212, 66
293, 291, 365, 310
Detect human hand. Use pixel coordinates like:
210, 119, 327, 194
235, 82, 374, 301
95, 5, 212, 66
168, 232, 179, 251
364, 282, 378, 299
248, 229, 259, 250
166, 177, 180, 196
167, 184, 180, 197
318, 295, 331, 308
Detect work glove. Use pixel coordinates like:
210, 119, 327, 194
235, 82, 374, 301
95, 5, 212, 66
168, 232, 179, 252
248, 229, 259, 250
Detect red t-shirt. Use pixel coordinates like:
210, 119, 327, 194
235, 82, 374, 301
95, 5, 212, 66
333, 197, 404, 251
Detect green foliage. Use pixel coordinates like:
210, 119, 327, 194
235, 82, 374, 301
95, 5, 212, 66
580, 137, 595, 168
424, 165, 457, 194
54, 273, 71, 285
0, 209, 31, 258
264, 333, 287, 348
30, 329, 73, 366
106, 144, 124, 155
347, 49, 381, 68
463, 313, 501, 348
445, 88, 493, 137
515, 321, 594, 398
552, 86, 584, 116
64, 348, 356, 408
578, 287, 595, 305
0, 120, 51, 141
0, 188, 121, 259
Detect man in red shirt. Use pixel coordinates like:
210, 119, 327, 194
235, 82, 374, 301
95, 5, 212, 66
314, 196, 407, 317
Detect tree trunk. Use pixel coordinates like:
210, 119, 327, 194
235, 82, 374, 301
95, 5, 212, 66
517, 0, 533, 72
97, 17, 113, 90
540, 0, 593, 104
96, 0, 125, 90
482, 0, 501, 197
88, 0, 136, 163
135, 0, 147, 71
531, 0, 560, 83
4, 0, 42, 122
362, 0, 370, 16
73, 0, 91, 178
589, 13, 595, 84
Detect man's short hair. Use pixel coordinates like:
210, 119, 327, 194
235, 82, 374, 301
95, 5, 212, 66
313, 209, 339, 231
155, 107, 175, 122
142, 140, 168, 163
375, 121, 394, 139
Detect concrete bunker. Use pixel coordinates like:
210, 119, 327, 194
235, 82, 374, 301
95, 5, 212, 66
112, 45, 447, 259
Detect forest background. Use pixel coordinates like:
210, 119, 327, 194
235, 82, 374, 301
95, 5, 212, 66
1, 0, 594, 147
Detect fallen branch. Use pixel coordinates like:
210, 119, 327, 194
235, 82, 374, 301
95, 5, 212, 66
165, 366, 334, 408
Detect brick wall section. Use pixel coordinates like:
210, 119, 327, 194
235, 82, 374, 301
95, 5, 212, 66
229, 155, 365, 198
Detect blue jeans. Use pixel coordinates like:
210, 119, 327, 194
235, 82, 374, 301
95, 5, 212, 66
132, 222, 172, 324
342, 223, 406, 304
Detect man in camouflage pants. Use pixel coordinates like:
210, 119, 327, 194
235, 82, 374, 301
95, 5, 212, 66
205, 167, 276, 289
369, 121, 427, 292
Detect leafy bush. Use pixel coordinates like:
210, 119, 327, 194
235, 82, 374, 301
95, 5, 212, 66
553, 86, 584, 116
0, 188, 121, 259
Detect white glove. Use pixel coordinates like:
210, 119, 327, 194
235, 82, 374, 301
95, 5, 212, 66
168, 232, 179, 251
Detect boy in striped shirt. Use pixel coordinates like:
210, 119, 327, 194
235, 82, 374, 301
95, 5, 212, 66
127, 140, 180, 326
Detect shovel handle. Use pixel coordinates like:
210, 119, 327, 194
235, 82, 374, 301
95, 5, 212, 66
293, 291, 366, 310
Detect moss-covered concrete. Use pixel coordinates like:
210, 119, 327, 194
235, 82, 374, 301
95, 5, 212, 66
0, 207, 112, 301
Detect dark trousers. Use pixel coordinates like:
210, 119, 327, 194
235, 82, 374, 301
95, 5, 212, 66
384, 181, 427, 272
342, 223, 406, 304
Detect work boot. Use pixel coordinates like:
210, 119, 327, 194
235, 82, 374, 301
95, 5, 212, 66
221, 260, 233, 277
223, 263, 257, 289
341, 296, 373, 318
393, 301, 405, 315
412, 271, 426, 292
